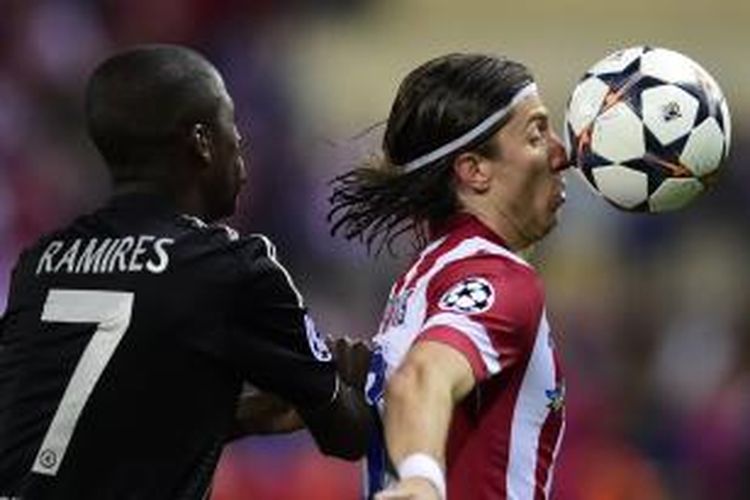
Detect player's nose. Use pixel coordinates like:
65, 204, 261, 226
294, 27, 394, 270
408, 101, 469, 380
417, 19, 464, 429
549, 131, 570, 172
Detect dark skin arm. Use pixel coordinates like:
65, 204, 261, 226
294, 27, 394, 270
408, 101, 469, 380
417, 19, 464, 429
229, 336, 374, 461
298, 375, 373, 460
228, 388, 304, 440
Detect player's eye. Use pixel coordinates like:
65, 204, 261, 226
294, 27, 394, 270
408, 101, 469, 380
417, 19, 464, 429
528, 120, 550, 147
529, 129, 545, 146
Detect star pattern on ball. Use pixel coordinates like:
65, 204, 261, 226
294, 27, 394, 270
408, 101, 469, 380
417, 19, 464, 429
565, 46, 730, 213
438, 277, 495, 315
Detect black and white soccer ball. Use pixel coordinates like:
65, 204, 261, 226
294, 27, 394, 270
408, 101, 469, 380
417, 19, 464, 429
565, 46, 731, 212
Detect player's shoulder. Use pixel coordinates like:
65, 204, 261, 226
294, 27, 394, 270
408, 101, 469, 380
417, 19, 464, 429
178, 218, 282, 269
237, 233, 280, 261
176, 215, 240, 245
429, 242, 545, 309
438, 238, 541, 286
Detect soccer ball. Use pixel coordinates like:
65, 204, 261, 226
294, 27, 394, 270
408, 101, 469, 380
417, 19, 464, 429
564, 46, 731, 212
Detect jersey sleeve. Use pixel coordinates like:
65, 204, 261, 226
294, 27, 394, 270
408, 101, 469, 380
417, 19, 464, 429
0, 250, 34, 342
224, 235, 338, 411
418, 254, 544, 382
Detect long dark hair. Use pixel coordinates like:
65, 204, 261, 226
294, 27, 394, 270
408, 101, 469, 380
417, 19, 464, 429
328, 53, 533, 254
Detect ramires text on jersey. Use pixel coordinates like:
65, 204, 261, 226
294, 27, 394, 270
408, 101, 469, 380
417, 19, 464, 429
35, 236, 174, 275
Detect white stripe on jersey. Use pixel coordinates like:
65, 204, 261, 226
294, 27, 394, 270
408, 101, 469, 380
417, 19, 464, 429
180, 215, 239, 241
254, 234, 305, 308
506, 312, 556, 498
371, 224, 565, 499
545, 418, 566, 496
421, 312, 501, 375
397, 236, 447, 294
377, 235, 530, 375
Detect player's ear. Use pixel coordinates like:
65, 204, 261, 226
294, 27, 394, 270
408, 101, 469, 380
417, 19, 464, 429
453, 152, 492, 193
189, 123, 213, 165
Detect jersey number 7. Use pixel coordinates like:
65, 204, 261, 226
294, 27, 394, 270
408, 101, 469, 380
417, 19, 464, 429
31, 289, 134, 476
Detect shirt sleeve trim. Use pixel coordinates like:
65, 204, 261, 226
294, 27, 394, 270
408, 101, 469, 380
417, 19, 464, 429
417, 325, 488, 381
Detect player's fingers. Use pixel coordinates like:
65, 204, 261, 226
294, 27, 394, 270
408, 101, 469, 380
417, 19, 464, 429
329, 336, 354, 359
324, 335, 340, 352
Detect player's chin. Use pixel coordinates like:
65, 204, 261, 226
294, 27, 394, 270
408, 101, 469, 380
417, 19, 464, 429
537, 221, 556, 242
547, 194, 565, 220
222, 185, 244, 217
539, 210, 561, 239
230, 189, 243, 214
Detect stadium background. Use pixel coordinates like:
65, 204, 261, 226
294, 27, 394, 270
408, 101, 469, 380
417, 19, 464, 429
0, 0, 748, 498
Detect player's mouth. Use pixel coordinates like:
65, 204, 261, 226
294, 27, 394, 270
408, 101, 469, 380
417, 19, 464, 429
556, 190, 566, 207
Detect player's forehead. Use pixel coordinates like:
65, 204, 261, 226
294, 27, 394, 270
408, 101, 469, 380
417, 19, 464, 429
504, 95, 549, 132
210, 73, 237, 125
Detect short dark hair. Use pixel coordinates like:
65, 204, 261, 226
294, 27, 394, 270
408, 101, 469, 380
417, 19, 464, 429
85, 44, 223, 182
328, 53, 533, 253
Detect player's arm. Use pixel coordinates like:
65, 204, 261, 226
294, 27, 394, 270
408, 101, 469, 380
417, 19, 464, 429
377, 262, 540, 498
228, 389, 303, 439
294, 335, 373, 460
230, 236, 374, 459
375, 340, 475, 500
296, 372, 373, 460
230, 332, 373, 460
228, 337, 371, 441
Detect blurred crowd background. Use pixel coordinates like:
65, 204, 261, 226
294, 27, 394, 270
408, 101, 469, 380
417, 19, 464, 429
1, 0, 748, 498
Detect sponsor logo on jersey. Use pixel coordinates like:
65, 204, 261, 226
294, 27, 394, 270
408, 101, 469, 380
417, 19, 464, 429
438, 277, 495, 314
37, 449, 57, 469
545, 381, 565, 412
380, 289, 413, 331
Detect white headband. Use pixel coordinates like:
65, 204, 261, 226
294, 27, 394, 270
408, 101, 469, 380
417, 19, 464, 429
400, 82, 538, 173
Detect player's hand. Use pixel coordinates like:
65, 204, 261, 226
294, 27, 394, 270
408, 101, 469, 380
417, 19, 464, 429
374, 477, 441, 500
328, 336, 372, 391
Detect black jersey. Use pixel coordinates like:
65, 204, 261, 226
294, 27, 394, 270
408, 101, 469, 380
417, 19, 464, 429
0, 193, 338, 499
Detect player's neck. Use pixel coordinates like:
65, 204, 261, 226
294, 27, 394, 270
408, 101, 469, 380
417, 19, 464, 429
112, 181, 208, 220
466, 207, 532, 252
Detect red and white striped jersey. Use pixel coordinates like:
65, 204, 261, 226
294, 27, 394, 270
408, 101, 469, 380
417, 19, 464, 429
365, 214, 565, 500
